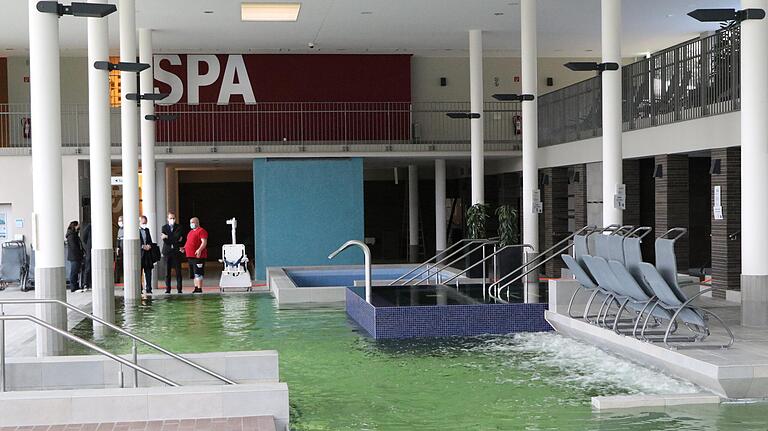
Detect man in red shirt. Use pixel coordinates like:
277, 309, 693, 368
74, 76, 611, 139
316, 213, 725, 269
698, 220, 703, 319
184, 216, 208, 293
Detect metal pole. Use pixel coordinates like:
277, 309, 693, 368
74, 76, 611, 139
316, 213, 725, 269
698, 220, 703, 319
408, 165, 420, 262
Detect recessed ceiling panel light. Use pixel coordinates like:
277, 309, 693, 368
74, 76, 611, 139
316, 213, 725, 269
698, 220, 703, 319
204, 10, 214, 14
494, 12, 504, 15
241, 3, 301, 22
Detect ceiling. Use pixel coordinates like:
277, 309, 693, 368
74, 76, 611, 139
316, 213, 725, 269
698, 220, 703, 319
0, 0, 737, 58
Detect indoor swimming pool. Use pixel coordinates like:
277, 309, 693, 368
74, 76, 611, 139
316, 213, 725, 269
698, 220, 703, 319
284, 265, 455, 287
69, 294, 768, 430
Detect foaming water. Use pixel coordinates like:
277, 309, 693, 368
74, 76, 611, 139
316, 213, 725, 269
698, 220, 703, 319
474, 332, 700, 396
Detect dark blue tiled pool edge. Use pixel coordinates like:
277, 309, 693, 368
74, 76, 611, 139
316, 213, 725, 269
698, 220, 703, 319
345, 288, 552, 339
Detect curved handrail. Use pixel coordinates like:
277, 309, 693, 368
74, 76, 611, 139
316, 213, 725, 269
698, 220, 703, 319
396, 239, 496, 286
328, 240, 372, 303
660, 227, 687, 241
0, 314, 178, 387
440, 244, 534, 285
0, 298, 236, 385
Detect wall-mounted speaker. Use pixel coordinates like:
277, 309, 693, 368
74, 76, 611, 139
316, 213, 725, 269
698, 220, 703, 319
653, 164, 664, 178
546, 77, 554, 87
440, 77, 447, 87
710, 159, 722, 175
539, 173, 550, 186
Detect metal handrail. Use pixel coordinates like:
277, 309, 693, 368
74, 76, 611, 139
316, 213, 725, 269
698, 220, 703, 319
487, 225, 597, 292
394, 238, 499, 286
0, 298, 236, 385
441, 243, 534, 285
412, 240, 499, 286
388, 239, 478, 285
495, 242, 577, 298
0, 314, 178, 390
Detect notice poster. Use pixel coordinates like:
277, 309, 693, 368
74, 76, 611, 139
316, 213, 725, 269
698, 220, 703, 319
0, 212, 7, 241
713, 186, 723, 220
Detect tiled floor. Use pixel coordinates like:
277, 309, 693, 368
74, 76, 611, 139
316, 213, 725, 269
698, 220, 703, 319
0, 416, 276, 431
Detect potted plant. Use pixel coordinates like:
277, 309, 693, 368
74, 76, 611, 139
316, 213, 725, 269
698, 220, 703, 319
495, 205, 523, 284
465, 203, 490, 278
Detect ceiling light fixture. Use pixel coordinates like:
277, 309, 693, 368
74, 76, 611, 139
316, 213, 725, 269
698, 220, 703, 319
687, 8, 765, 23
241, 3, 301, 22
494, 12, 504, 15
564, 61, 620, 73
203, 10, 214, 14
360, 11, 373, 15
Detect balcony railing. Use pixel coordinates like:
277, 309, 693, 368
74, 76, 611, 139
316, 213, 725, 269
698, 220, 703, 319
538, 24, 740, 147
0, 101, 522, 151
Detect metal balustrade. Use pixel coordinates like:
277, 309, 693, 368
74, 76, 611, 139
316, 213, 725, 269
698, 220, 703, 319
539, 24, 741, 147
0, 101, 522, 150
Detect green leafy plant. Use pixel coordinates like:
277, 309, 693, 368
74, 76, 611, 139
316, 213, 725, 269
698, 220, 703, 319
466, 203, 490, 239
495, 205, 519, 247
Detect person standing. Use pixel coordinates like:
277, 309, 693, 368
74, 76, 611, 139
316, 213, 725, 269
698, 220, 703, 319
115, 215, 124, 284
184, 217, 208, 294
161, 211, 184, 294
65, 221, 84, 293
80, 222, 92, 290
139, 215, 154, 295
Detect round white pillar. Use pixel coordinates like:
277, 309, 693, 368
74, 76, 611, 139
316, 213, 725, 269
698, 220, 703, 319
741, 0, 768, 327
139, 28, 158, 291
521, 0, 540, 303
87, 0, 115, 329
120, 0, 141, 301
28, 0, 67, 356
408, 165, 420, 262
435, 159, 447, 256
469, 29, 485, 205
601, 0, 623, 227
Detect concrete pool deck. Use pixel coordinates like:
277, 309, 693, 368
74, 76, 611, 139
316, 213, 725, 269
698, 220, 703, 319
548, 279, 768, 400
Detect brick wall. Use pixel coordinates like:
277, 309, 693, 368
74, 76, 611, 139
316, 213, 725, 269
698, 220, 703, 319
710, 147, 741, 297
655, 154, 690, 271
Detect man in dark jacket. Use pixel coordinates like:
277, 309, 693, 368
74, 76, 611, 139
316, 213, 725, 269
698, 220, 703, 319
160, 211, 184, 293
139, 215, 154, 294
65, 221, 84, 292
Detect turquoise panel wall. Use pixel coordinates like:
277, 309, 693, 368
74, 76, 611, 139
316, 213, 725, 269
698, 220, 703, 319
253, 158, 364, 279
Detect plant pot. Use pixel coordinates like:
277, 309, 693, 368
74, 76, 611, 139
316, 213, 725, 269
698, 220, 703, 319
464, 246, 487, 279
495, 247, 523, 285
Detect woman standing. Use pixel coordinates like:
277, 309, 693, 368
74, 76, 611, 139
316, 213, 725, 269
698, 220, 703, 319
65, 221, 84, 293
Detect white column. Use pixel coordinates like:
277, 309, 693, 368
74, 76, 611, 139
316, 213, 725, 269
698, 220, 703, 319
408, 165, 420, 262
87, 0, 115, 329
435, 159, 447, 256
120, 0, 141, 301
155, 161, 167, 286
741, 0, 768, 328
469, 29, 485, 205
601, 0, 623, 226
521, 0, 540, 303
28, 0, 67, 356
139, 28, 157, 291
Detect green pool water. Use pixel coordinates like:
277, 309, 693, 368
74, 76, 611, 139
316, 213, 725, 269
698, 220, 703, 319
68, 294, 768, 430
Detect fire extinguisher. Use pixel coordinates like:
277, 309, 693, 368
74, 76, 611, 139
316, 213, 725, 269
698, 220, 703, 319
513, 115, 522, 135
21, 118, 31, 139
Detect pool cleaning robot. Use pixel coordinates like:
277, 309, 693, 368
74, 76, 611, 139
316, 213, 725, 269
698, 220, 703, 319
219, 218, 252, 291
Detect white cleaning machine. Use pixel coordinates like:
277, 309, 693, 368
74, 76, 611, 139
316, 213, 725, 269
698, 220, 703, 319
219, 218, 252, 291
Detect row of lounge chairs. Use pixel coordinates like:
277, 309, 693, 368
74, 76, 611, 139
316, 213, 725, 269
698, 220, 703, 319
562, 225, 734, 349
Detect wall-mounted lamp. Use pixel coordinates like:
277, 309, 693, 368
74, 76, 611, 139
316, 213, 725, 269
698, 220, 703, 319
539, 173, 550, 186
94, 61, 150, 73
568, 170, 581, 184
144, 114, 179, 121
564, 61, 620, 73
37, 1, 116, 18
688, 8, 765, 23
653, 164, 664, 179
492, 93, 535, 102
446, 112, 481, 119
126, 93, 170, 101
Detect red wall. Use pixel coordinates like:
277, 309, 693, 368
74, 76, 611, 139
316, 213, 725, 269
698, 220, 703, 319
154, 54, 411, 142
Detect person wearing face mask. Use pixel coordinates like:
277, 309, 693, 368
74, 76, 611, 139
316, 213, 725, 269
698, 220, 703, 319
65, 220, 84, 293
114, 215, 124, 284
160, 211, 184, 294
139, 215, 155, 295
184, 216, 208, 294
